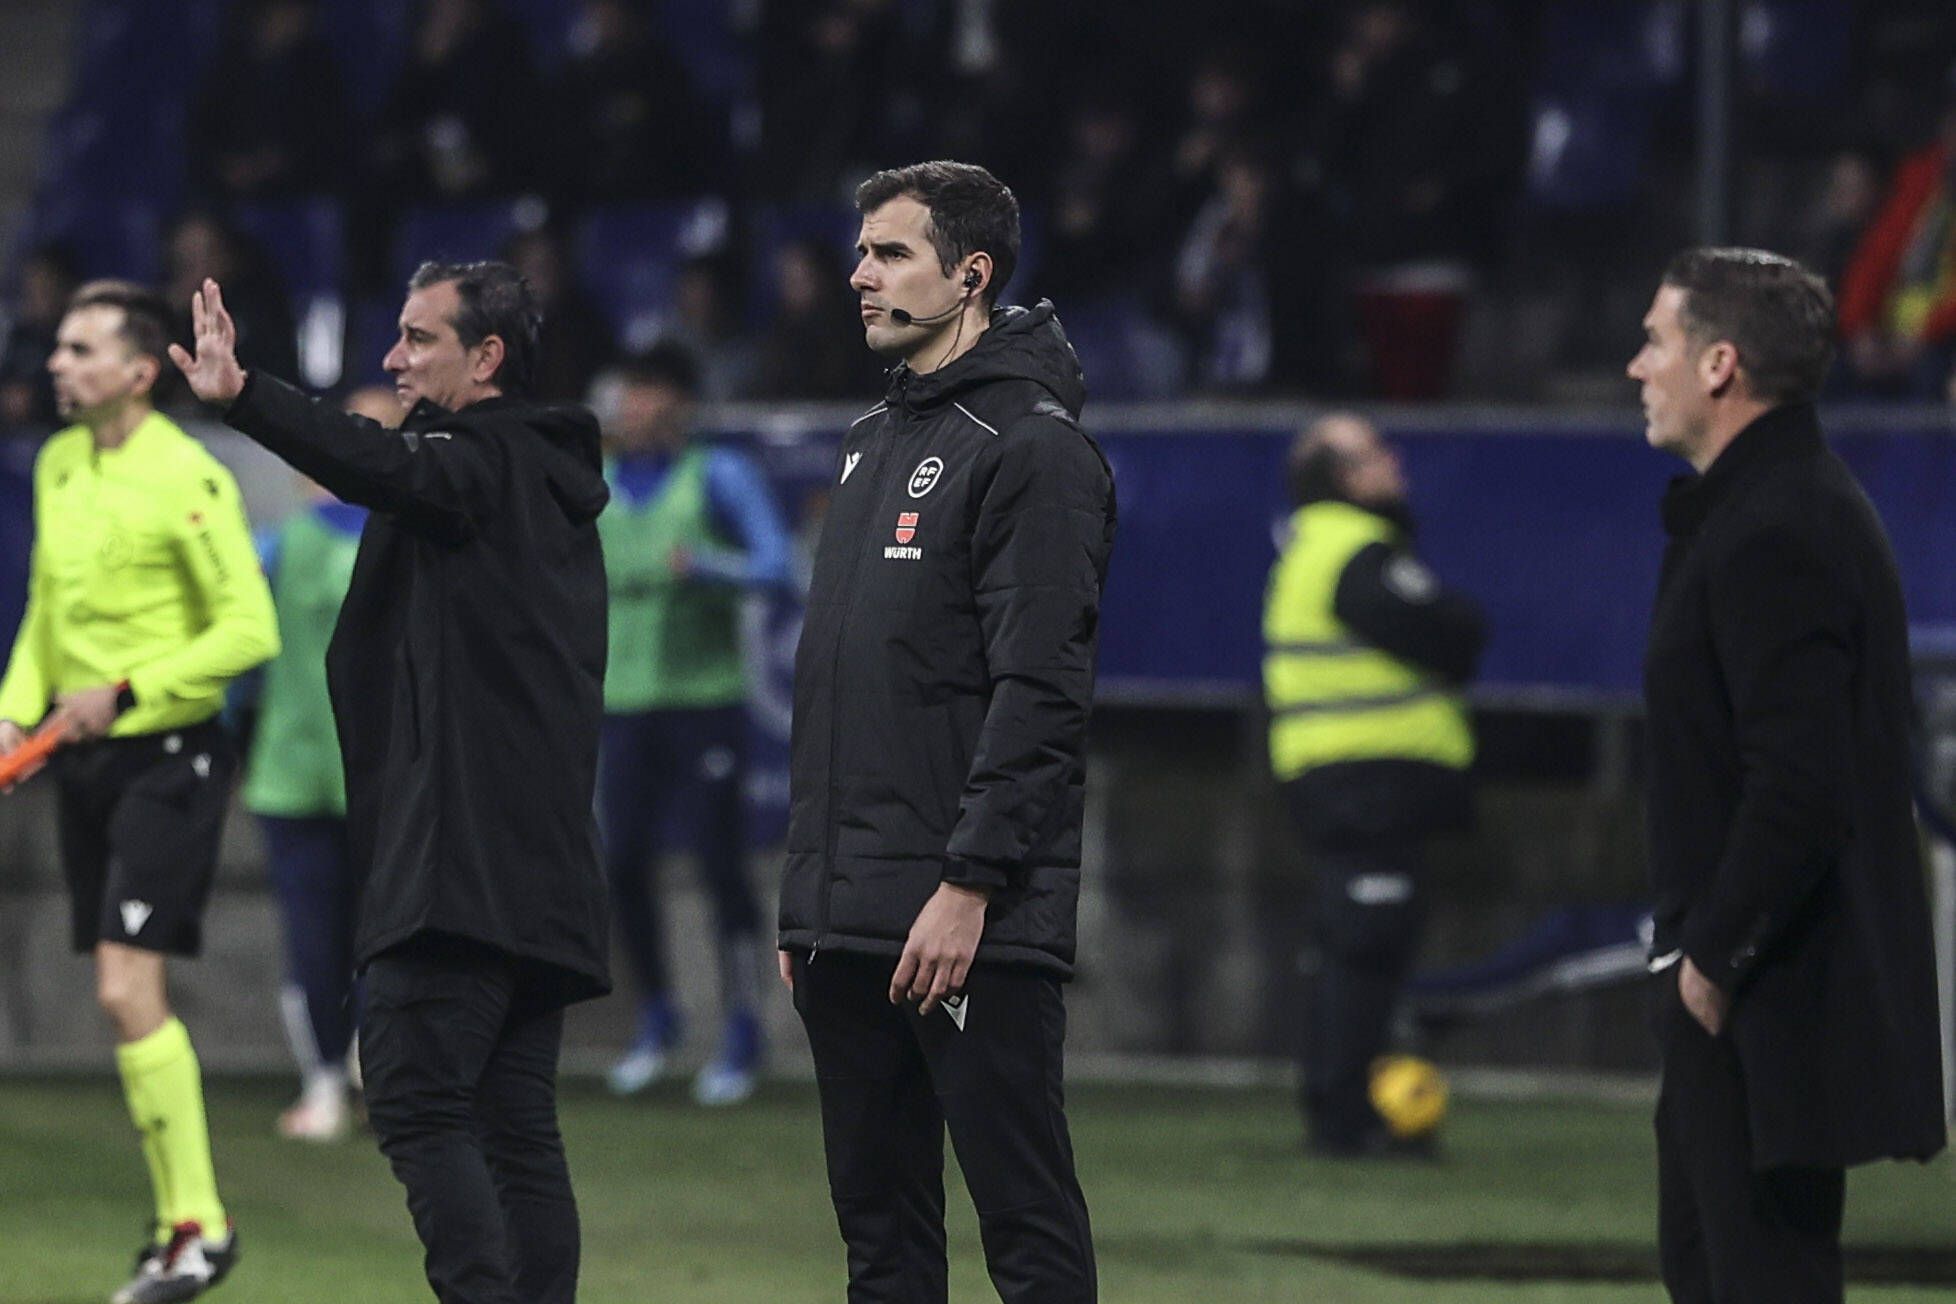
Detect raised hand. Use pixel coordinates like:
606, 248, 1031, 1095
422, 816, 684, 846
167, 278, 248, 407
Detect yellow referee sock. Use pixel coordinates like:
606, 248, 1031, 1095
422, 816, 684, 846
116, 1018, 227, 1237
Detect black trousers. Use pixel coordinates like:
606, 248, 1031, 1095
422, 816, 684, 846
1653, 975, 1845, 1303
792, 951, 1096, 1303
362, 937, 580, 1304
1298, 840, 1426, 1146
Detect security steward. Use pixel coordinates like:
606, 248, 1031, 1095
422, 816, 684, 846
172, 263, 612, 1304
1264, 411, 1484, 1156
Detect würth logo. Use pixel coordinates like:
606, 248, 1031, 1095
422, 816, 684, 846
894, 512, 919, 544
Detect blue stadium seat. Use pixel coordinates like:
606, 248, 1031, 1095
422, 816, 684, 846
1523, 93, 1653, 213
392, 199, 537, 287
72, 0, 218, 99
235, 199, 350, 389
1738, 0, 1850, 102
1535, 1, 1685, 96
747, 203, 862, 321
653, 0, 753, 106
233, 199, 346, 300
343, 295, 405, 388
573, 198, 732, 348
1056, 296, 1187, 403
15, 189, 164, 283
498, 0, 576, 69
320, 0, 413, 116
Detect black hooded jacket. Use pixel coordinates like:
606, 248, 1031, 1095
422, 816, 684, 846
226, 372, 613, 1003
779, 301, 1117, 977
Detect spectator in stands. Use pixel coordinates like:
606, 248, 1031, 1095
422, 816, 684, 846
1304, 1, 1510, 398
552, 0, 720, 200
650, 254, 755, 400
188, 0, 348, 202
1041, 95, 1166, 306
750, 237, 882, 399
0, 244, 78, 435
1798, 150, 1882, 290
594, 341, 791, 1106
1174, 144, 1279, 392
163, 211, 298, 385
500, 226, 617, 404
757, 0, 905, 200
1837, 75, 1956, 398
1166, 45, 1265, 231
1264, 412, 1484, 1156
370, 0, 546, 203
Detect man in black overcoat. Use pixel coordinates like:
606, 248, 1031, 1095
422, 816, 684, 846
173, 263, 611, 1304
1628, 246, 1945, 1303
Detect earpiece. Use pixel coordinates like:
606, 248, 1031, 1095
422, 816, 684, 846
890, 267, 986, 326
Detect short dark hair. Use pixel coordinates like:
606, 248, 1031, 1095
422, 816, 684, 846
67, 279, 173, 368
1661, 247, 1835, 406
407, 260, 542, 396
855, 160, 1020, 307
617, 340, 701, 397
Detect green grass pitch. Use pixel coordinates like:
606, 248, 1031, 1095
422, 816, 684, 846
1, 1077, 1950, 1302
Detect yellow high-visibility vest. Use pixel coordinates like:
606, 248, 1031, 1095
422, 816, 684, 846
1262, 501, 1473, 782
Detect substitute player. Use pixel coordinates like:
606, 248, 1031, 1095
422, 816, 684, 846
237, 387, 395, 1143
596, 342, 792, 1105
0, 280, 278, 1303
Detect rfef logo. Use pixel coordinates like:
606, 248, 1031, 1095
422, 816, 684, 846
908, 457, 944, 497
894, 512, 919, 544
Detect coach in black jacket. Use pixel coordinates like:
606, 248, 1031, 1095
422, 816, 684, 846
1630, 248, 1944, 1304
780, 162, 1113, 1303
174, 263, 610, 1304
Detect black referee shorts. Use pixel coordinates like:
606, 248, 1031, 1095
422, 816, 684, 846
55, 719, 238, 957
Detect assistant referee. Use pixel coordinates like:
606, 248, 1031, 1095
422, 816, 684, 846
0, 280, 278, 1304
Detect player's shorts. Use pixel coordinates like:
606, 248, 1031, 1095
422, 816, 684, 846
55, 719, 238, 957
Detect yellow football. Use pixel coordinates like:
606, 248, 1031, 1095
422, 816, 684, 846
1370, 1054, 1449, 1139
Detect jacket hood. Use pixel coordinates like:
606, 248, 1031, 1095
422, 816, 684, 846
418, 395, 611, 525
885, 300, 1086, 418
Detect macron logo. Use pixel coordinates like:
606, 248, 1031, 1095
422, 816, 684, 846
941, 994, 968, 1031
120, 900, 153, 936
841, 451, 863, 483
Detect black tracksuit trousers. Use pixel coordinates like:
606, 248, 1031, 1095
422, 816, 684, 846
361, 937, 581, 1304
791, 951, 1097, 1303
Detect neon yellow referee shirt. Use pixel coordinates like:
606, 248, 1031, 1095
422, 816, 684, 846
0, 410, 279, 736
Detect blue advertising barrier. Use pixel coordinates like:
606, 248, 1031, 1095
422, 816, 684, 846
723, 409, 1956, 705
0, 409, 1950, 846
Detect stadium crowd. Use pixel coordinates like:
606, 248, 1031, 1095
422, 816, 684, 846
4, 0, 1956, 430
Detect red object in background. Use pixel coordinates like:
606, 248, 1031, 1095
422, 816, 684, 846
1354, 271, 1469, 401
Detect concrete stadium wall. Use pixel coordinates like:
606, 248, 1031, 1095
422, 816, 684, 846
0, 705, 1657, 1082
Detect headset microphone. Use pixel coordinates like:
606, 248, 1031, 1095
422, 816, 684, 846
889, 269, 982, 326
